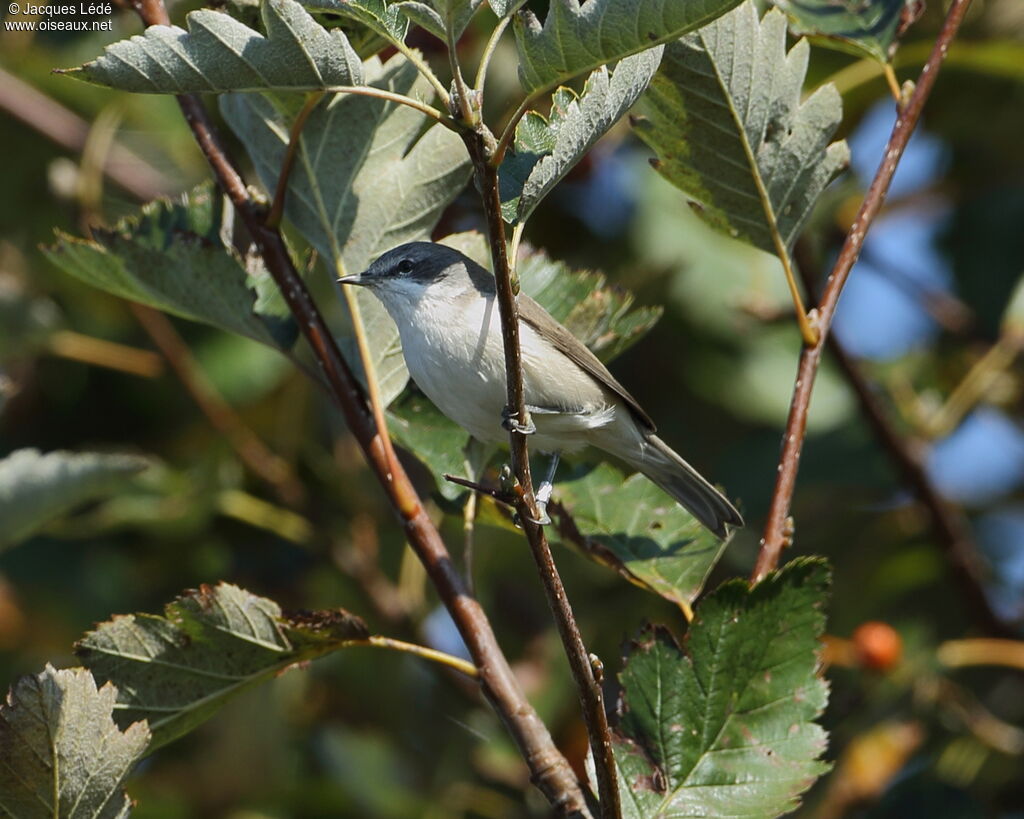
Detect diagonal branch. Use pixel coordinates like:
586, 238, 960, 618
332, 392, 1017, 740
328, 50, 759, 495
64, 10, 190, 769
752, 0, 977, 583
463, 131, 620, 819
128, 1, 589, 813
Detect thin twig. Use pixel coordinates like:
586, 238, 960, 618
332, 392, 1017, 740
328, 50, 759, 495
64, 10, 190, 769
491, 90, 544, 166
819, 330, 1012, 637
464, 131, 620, 819
0, 66, 175, 200
938, 639, 1024, 671
474, 8, 515, 92
267, 91, 324, 229
752, 0, 976, 583
128, 1, 588, 812
443, 473, 515, 505
130, 303, 307, 507
47, 330, 163, 378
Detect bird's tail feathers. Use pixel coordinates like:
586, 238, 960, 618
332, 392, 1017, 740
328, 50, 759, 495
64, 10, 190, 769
621, 434, 743, 539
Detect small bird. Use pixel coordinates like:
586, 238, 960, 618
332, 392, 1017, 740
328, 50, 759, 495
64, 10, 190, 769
339, 242, 742, 538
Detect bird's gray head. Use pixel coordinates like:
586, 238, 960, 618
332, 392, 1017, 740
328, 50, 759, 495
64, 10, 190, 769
338, 242, 493, 306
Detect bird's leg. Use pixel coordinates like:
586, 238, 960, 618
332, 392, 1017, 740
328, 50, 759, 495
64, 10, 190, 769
501, 405, 536, 435
532, 452, 560, 526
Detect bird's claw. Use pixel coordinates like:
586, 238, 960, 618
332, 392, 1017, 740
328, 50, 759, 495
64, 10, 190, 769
501, 406, 536, 436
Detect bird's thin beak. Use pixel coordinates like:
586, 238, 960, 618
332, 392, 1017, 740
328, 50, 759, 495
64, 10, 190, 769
337, 271, 368, 286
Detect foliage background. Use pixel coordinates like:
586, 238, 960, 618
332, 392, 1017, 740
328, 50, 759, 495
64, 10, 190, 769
2, 0, 1024, 815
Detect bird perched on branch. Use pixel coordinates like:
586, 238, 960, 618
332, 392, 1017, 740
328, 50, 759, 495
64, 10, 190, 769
339, 241, 742, 539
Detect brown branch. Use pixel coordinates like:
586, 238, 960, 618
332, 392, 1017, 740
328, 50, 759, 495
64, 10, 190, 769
817, 321, 1012, 637
128, 1, 588, 812
752, 0, 977, 583
129, 303, 307, 508
463, 131, 619, 819
0, 66, 175, 200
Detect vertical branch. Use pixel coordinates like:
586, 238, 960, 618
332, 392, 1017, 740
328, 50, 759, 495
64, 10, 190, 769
128, 2, 589, 814
751, 0, 976, 583
464, 131, 621, 819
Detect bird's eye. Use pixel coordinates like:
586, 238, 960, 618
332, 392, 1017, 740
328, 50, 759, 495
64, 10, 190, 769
397, 258, 414, 275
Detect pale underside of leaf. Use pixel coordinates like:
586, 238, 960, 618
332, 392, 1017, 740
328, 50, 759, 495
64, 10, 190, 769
633, 3, 849, 258
513, 0, 743, 93
614, 559, 831, 818
395, 0, 484, 41
77, 583, 368, 751
302, 0, 410, 43
44, 184, 297, 352
0, 448, 150, 551
220, 54, 470, 404
499, 48, 662, 224
66, 0, 363, 94
0, 665, 149, 819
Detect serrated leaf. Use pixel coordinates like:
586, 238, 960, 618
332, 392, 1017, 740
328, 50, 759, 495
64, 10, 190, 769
772, 0, 912, 63
66, 0, 362, 94
77, 583, 369, 751
513, 0, 741, 93
0, 449, 151, 551
551, 463, 727, 612
634, 3, 849, 259
487, 0, 522, 17
0, 665, 149, 819
499, 49, 661, 224
303, 0, 409, 42
45, 184, 298, 351
517, 247, 661, 363
221, 55, 470, 405
395, 0, 482, 40
614, 559, 831, 818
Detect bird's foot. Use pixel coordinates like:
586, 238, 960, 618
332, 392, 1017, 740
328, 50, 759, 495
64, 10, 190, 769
501, 406, 536, 435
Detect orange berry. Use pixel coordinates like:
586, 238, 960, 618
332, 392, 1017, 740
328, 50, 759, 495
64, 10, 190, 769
852, 621, 903, 671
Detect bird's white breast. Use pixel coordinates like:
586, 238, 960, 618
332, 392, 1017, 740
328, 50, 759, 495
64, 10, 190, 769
386, 289, 616, 451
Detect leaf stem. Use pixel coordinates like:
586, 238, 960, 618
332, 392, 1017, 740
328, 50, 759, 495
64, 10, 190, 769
267, 91, 324, 230
359, 635, 478, 677
474, 8, 515, 93
47, 329, 163, 378
464, 130, 620, 819
129, 2, 589, 811
321, 85, 456, 130
752, 0, 978, 583
883, 62, 902, 101
778, 245, 819, 346
393, 40, 452, 106
491, 90, 543, 166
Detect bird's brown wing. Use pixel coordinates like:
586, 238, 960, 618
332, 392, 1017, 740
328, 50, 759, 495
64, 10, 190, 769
517, 293, 656, 432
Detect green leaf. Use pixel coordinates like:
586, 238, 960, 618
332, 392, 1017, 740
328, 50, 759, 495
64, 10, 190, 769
77, 583, 370, 751
65, 0, 362, 94
614, 559, 831, 818
0, 665, 150, 819
0, 449, 151, 551
513, 0, 741, 93
388, 392, 473, 500
395, 0, 483, 40
517, 248, 661, 363
499, 49, 661, 224
221, 54, 470, 404
45, 184, 298, 351
551, 464, 728, 612
634, 2, 849, 259
772, 0, 911, 64
303, 0, 409, 42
